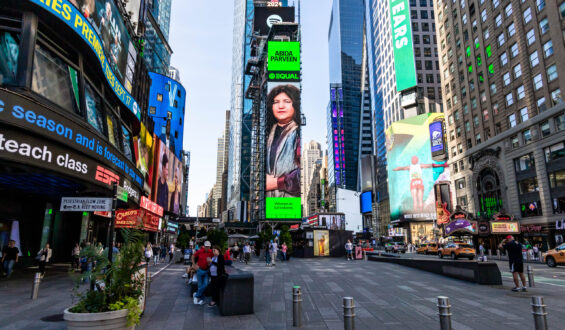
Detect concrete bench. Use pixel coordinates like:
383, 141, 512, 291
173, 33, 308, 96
368, 255, 502, 285
219, 266, 254, 316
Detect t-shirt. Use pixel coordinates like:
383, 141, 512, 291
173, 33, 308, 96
3, 246, 19, 260
281, 245, 287, 253
271, 242, 278, 253
210, 256, 218, 276
504, 241, 523, 263
345, 243, 353, 251
243, 245, 251, 253
194, 248, 214, 270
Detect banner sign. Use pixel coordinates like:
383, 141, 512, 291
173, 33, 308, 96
267, 41, 301, 82
389, 0, 417, 92
140, 196, 163, 217
0, 90, 143, 189
61, 197, 112, 212
429, 121, 444, 154
445, 219, 477, 236
94, 211, 111, 218
29, 0, 140, 119
491, 221, 520, 234
115, 209, 139, 228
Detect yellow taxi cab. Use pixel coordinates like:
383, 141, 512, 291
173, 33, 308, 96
438, 242, 476, 260
416, 243, 428, 254
543, 243, 565, 267
426, 243, 439, 255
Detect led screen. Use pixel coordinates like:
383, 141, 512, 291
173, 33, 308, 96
267, 41, 301, 72
360, 191, 372, 213
389, 0, 417, 91
153, 140, 184, 215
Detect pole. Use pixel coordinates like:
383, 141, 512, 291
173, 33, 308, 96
531, 296, 548, 330
107, 182, 118, 264
343, 297, 355, 330
292, 286, 302, 327
437, 296, 452, 330
527, 265, 535, 287
31, 272, 41, 299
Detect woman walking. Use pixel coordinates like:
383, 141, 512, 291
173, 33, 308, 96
37, 243, 52, 278
206, 245, 226, 308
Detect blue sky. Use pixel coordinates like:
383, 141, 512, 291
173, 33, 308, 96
169, 0, 332, 215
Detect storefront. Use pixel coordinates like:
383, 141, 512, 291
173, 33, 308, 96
441, 210, 477, 245
290, 228, 353, 258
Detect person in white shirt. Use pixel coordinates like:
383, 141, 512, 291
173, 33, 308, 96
345, 240, 353, 260
270, 240, 279, 266
243, 242, 251, 264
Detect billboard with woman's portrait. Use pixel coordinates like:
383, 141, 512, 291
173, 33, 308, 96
133, 123, 155, 194
265, 82, 301, 219
153, 139, 183, 215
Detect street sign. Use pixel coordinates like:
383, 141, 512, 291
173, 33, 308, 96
61, 197, 112, 212
117, 186, 128, 202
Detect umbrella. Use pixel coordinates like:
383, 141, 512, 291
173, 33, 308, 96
228, 234, 249, 239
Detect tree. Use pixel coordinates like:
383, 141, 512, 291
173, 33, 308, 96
206, 228, 228, 251
279, 225, 293, 255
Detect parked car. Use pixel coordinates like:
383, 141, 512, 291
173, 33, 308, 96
416, 243, 428, 254
385, 242, 406, 253
426, 243, 439, 255
543, 243, 565, 267
438, 242, 475, 260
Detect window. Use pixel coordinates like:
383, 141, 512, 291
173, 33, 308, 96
157, 93, 163, 102
465, 121, 471, 132
471, 98, 477, 109
523, 129, 533, 144
506, 92, 514, 106
517, 86, 525, 100
495, 14, 502, 27
121, 125, 134, 162
481, 9, 487, 22
412, 22, 419, 32
505, 3, 512, 17
518, 177, 538, 194
473, 115, 479, 127
448, 115, 454, 125
498, 33, 505, 46
544, 142, 565, 162
31, 43, 80, 115
533, 74, 543, 90
543, 40, 553, 58
526, 29, 535, 45
539, 18, 549, 35
463, 104, 468, 114
421, 10, 428, 19
552, 89, 563, 106
423, 35, 430, 44
452, 146, 457, 157
455, 178, 466, 189
0, 31, 20, 85
556, 113, 565, 131
500, 52, 508, 66
521, 201, 542, 217
507, 23, 516, 37
458, 143, 463, 154
561, 2, 565, 18
454, 110, 460, 121
503, 72, 511, 86
484, 28, 490, 40
536, 0, 545, 12
538, 97, 547, 111
453, 162, 458, 173
509, 113, 517, 127
459, 160, 465, 170
540, 121, 550, 137
450, 130, 455, 141
547, 64, 558, 82
510, 43, 519, 58
513, 64, 522, 78
511, 135, 520, 148
493, 0, 499, 8
462, 13, 467, 24
549, 170, 565, 189
467, 138, 473, 148
476, 133, 482, 144
515, 153, 535, 172
523, 7, 532, 24
411, 10, 418, 19
490, 83, 497, 95
457, 196, 468, 206
84, 83, 105, 134
457, 127, 461, 137
529, 51, 539, 67
422, 22, 429, 32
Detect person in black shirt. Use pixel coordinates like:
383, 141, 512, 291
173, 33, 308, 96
499, 235, 527, 292
1, 240, 19, 278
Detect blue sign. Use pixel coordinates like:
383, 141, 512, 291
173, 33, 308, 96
360, 191, 372, 213
429, 121, 444, 153
29, 0, 140, 120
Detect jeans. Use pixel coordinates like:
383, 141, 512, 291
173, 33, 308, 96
281, 252, 287, 261
195, 268, 209, 298
265, 252, 271, 265
271, 252, 277, 265
3, 259, 15, 277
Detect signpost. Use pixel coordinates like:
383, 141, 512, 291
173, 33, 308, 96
117, 186, 128, 202
60, 197, 112, 212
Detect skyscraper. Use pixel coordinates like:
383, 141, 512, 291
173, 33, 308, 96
302, 140, 322, 215
143, 0, 173, 75
327, 0, 373, 192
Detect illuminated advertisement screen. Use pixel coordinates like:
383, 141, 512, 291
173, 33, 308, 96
133, 123, 155, 194
313, 230, 330, 256
254, 6, 295, 36
267, 41, 300, 81
148, 72, 186, 159
429, 121, 444, 153
265, 82, 301, 219
389, 0, 417, 92
386, 113, 448, 221
491, 221, 520, 234
153, 140, 184, 215
360, 191, 372, 213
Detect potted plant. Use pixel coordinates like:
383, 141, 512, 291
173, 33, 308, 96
64, 229, 145, 329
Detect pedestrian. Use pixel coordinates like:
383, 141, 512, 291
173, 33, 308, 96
265, 243, 271, 266
479, 243, 485, 261
232, 244, 239, 261
206, 245, 226, 308
281, 242, 288, 261
345, 240, 353, 260
270, 240, 278, 266
533, 244, 539, 261
36, 243, 52, 278
71, 243, 81, 270
1, 240, 19, 278
152, 244, 160, 265
499, 235, 527, 292
243, 242, 251, 264
161, 244, 167, 261
169, 243, 175, 263
192, 241, 214, 305
224, 247, 232, 266
144, 243, 153, 264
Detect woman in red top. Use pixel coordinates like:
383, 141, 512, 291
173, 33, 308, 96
224, 248, 232, 266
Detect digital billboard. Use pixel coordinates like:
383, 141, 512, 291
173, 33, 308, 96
153, 140, 183, 215
265, 82, 301, 219
313, 230, 329, 256
148, 72, 186, 159
360, 191, 372, 213
133, 123, 155, 194
389, 0, 417, 92
253, 6, 295, 36
267, 41, 300, 82
386, 113, 449, 221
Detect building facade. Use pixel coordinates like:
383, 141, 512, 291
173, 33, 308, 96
301, 140, 322, 214
436, 0, 565, 249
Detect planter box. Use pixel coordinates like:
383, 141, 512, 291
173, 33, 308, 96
64, 308, 134, 330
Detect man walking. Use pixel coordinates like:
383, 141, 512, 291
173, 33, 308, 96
499, 235, 527, 292
243, 242, 251, 264
270, 239, 278, 266
1, 240, 19, 278
192, 241, 214, 305
345, 240, 353, 260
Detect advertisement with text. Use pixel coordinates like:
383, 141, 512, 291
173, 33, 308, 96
153, 140, 183, 215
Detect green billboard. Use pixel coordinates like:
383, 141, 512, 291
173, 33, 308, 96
389, 0, 417, 92
266, 197, 302, 219
267, 41, 301, 72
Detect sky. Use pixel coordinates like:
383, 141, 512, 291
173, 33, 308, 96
169, 0, 332, 216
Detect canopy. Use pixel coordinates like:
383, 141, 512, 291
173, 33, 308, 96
228, 234, 249, 239
248, 235, 260, 239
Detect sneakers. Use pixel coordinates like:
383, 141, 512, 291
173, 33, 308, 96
182, 274, 188, 278
521, 287, 527, 292
197, 299, 205, 305
511, 287, 521, 292
193, 292, 199, 304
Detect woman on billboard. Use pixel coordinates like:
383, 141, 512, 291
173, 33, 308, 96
265, 84, 301, 197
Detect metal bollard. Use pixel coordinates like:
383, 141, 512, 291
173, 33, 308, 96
363, 251, 367, 261
292, 286, 302, 327
527, 265, 535, 287
437, 296, 452, 330
343, 297, 355, 330
497, 249, 501, 260
488, 249, 492, 258
31, 272, 41, 300
531, 296, 548, 330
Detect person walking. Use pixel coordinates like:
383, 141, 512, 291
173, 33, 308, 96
36, 243, 52, 278
144, 243, 153, 264
281, 242, 288, 262
243, 242, 251, 264
169, 243, 175, 263
2, 240, 19, 278
499, 235, 527, 292
192, 241, 214, 305
152, 244, 160, 265
72, 243, 81, 270
224, 248, 232, 267
270, 240, 279, 266
160, 244, 167, 262
206, 245, 226, 308
479, 243, 485, 261
265, 242, 272, 266
345, 240, 353, 260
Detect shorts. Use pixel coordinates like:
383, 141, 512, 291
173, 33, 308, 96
509, 261, 523, 273
410, 178, 424, 190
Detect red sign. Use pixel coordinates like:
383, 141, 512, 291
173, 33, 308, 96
115, 209, 140, 229
139, 209, 159, 232
520, 225, 542, 233
290, 224, 299, 229
94, 211, 111, 218
140, 196, 163, 217
95, 165, 120, 185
